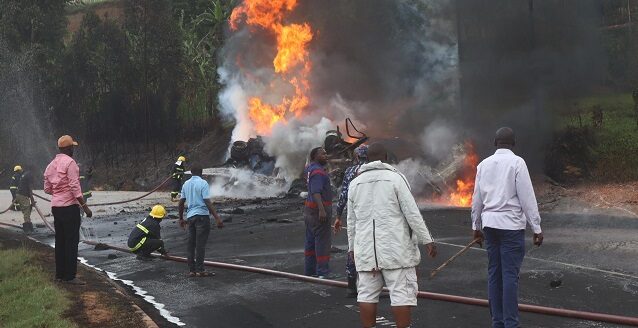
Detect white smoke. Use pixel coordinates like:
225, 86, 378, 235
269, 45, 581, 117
218, 68, 251, 142
420, 120, 459, 161
207, 167, 289, 199
265, 117, 334, 179
217, 0, 462, 194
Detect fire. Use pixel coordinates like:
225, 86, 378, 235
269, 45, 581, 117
230, 0, 313, 135
448, 141, 479, 207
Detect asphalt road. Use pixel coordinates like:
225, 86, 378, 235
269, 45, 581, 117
27, 198, 638, 327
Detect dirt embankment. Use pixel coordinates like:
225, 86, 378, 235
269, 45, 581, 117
535, 176, 638, 218
0, 229, 169, 328
66, 1, 125, 40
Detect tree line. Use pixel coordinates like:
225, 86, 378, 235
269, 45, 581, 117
0, 0, 235, 176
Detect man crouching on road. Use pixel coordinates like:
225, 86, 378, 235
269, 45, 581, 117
128, 205, 168, 260
347, 143, 437, 328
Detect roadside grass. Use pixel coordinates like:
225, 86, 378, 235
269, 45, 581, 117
556, 92, 638, 181
0, 247, 76, 328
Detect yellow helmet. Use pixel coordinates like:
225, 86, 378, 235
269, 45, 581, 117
149, 205, 167, 219
13, 165, 22, 172
178, 156, 186, 162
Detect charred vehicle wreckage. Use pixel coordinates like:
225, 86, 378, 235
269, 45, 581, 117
201, 119, 368, 196
201, 118, 475, 205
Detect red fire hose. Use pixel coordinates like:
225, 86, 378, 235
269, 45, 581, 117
0, 203, 13, 215
3, 206, 638, 326
32, 176, 172, 206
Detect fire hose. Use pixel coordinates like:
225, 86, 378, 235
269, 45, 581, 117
0, 203, 13, 215
32, 176, 172, 207
2, 205, 636, 327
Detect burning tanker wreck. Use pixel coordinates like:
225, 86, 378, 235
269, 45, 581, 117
209, 0, 475, 205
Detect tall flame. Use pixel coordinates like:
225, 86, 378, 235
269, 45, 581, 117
230, 0, 313, 135
448, 141, 479, 207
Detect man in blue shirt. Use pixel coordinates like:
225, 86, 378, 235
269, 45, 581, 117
178, 164, 223, 277
303, 147, 334, 278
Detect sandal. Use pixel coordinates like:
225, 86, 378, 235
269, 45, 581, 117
196, 271, 215, 277
188, 272, 197, 278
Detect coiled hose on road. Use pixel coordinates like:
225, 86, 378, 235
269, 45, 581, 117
0, 204, 636, 327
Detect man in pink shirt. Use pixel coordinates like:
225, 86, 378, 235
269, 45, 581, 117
44, 135, 93, 285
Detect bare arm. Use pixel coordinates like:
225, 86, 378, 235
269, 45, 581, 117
69, 162, 91, 217
204, 199, 223, 228
312, 193, 326, 212
178, 198, 186, 229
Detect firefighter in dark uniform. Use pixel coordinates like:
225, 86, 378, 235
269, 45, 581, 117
171, 156, 186, 201
10, 165, 23, 211
79, 164, 93, 201
128, 205, 168, 260
15, 168, 35, 233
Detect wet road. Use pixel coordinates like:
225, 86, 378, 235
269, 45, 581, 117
29, 198, 638, 327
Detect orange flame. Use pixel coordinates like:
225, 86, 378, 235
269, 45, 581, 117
448, 141, 479, 207
230, 0, 313, 135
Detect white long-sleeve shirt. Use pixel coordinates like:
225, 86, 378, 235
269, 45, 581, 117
471, 148, 542, 234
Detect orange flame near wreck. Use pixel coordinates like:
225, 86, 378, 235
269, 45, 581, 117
448, 141, 479, 207
230, 0, 313, 135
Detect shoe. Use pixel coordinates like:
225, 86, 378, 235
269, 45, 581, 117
136, 255, 155, 261
317, 273, 338, 280
65, 278, 86, 285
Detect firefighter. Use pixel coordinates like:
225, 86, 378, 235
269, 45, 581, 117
79, 164, 93, 201
128, 205, 168, 260
10, 165, 23, 211
171, 156, 186, 201
15, 167, 35, 233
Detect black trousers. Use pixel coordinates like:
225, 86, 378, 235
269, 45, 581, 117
134, 239, 165, 256
53, 205, 81, 281
187, 215, 210, 272
171, 178, 182, 196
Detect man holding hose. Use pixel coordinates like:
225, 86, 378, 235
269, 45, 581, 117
44, 135, 93, 285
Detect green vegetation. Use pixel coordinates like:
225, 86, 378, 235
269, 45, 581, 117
556, 92, 638, 181
0, 247, 75, 328
0, 0, 236, 170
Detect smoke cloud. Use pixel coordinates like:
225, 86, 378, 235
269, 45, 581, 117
0, 40, 55, 175
218, 0, 605, 191
219, 0, 459, 179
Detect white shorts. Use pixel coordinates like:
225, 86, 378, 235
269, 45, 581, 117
357, 267, 418, 306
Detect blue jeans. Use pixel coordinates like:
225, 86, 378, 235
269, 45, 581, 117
484, 227, 525, 328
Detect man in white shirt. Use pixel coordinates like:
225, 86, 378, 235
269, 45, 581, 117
348, 143, 437, 328
471, 127, 543, 328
